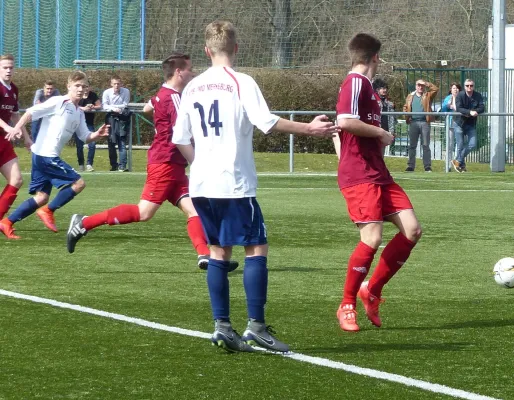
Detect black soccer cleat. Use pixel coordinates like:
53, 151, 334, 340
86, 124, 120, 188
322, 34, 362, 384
197, 255, 239, 272
67, 214, 87, 254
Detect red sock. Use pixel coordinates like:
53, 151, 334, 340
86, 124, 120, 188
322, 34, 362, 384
368, 233, 416, 298
342, 242, 377, 306
187, 216, 209, 256
83, 204, 140, 231
0, 184, 19, 219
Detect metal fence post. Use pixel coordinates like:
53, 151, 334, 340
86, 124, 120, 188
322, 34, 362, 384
445, 114, 450, 173
289, 113, 294, 173
128, 113, 133, 171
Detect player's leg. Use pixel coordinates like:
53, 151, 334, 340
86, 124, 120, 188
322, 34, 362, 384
0, 151, 23, 219
337, 183, 383, 331
192, 196, 254, 353
362, 183, 421, 326
67, 165, 167, 253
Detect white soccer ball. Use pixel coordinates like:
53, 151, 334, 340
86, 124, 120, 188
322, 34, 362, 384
493, 257, 514, 288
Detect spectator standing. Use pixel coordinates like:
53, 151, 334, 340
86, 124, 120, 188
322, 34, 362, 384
31, 80, 60, 141
75, 84, 101, 172
403, 79, 439, 172
440, 82, 461, 169
451, 79, 485, 173
102, 75, 130, 171
373, 78, 396, 154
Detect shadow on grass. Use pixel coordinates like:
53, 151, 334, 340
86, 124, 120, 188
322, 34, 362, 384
302, 342, 472, 354
385, 318, 514, 331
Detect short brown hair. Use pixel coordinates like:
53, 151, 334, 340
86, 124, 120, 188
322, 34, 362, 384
0, 54, 14, 62
68, 70, 87, 84
44, 80, 54, 86
162, 52, 191, 80
205, 20, 237, 56
449, 82, 462, 94
111, 74, 122, 82
348, 33, 381, 66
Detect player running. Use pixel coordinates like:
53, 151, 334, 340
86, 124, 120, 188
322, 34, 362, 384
335, 33, 422, 332
172, 20, 339, 353
0, 71, 109, 239
0, 54, 32, 221
66, 53, 238, 271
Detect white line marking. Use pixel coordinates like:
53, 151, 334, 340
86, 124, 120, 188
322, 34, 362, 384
258, 188, 514, 192
0, 289, 500, 400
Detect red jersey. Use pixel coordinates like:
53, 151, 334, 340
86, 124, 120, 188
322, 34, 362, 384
336, 72, 393, 189
0, 80, 19, 137
147, 84, 187, 165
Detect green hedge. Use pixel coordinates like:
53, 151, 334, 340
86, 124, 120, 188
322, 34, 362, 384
13, 68, 408, 154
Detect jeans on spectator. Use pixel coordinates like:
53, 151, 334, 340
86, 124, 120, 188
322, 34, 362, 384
108, 136, 127, 170
454, 124, 477, 167
31, 119, 42, 142
75, 124, 96, 167
407, 120, 431, 169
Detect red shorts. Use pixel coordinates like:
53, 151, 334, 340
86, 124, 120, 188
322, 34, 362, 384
341, 182, 413, 223
141, 162, 189, 206
0, 140, 17, 168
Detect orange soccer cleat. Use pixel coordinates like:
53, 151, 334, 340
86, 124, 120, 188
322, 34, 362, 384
36, 205, 58, 232
0, 218, 20, 239
358, 281, 385, 328
336, 304, 359, 332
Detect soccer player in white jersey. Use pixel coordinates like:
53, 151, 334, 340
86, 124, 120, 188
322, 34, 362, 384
172, 20, 340, 353
0, 71, 109, 239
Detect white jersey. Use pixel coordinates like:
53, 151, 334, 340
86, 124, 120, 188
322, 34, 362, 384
30, 95, 91, 157
173, 66, 279, 198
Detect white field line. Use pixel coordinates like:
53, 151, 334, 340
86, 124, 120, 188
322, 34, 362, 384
0, 289, 500, 400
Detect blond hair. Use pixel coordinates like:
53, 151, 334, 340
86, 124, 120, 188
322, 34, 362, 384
68, 70, 88, 84
205, 20, 237, 56
0, 54, 14, 62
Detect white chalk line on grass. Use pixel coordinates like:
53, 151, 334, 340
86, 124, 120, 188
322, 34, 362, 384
0, 289, 499, 400
258, 188, 514, 192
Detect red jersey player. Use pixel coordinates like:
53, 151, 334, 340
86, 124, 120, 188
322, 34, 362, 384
0, 54, 32, 221
66, 53, 238, 271
335, 34, 422, 332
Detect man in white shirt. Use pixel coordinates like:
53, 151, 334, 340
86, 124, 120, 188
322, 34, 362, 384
0, 71, 108, 239
102, 75, 131, 171
173, 20, 339, 353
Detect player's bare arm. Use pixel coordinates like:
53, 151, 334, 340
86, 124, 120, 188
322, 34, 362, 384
10, 112, 32, 149
176, 143, 195, 164
5, 111, 32, 141
272, 115, 339, 137
86, 124, 110, 143
338, 117, 393, 146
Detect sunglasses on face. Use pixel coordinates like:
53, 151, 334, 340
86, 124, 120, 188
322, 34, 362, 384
465, 84, 474, 87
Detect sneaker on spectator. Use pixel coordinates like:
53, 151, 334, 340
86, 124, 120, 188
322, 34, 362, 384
405, 167, 414, 172
460, 165, 467, 172
78, 165, 85, 172
451, 159, 462, 173
424, 167, 432, 173
86, 164, 94, 172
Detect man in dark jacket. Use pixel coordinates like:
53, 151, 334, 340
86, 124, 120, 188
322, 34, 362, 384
452, 79, 485, 172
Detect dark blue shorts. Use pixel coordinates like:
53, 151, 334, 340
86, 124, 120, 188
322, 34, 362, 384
29, 154, 81, 195
192, 197, 268, 247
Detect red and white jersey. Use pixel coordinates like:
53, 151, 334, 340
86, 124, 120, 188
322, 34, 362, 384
29, 96, 90, 157
173, 66, 279, 198
146, 84, 186, 165
336, 72, 393, 189
0, 80, 19, 136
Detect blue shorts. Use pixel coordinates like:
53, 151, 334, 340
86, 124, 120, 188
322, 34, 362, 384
192, 197, 268, 247
29, 154, 81, 195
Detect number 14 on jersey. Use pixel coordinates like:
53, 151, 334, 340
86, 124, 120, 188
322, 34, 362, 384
194, 100, 223, 137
